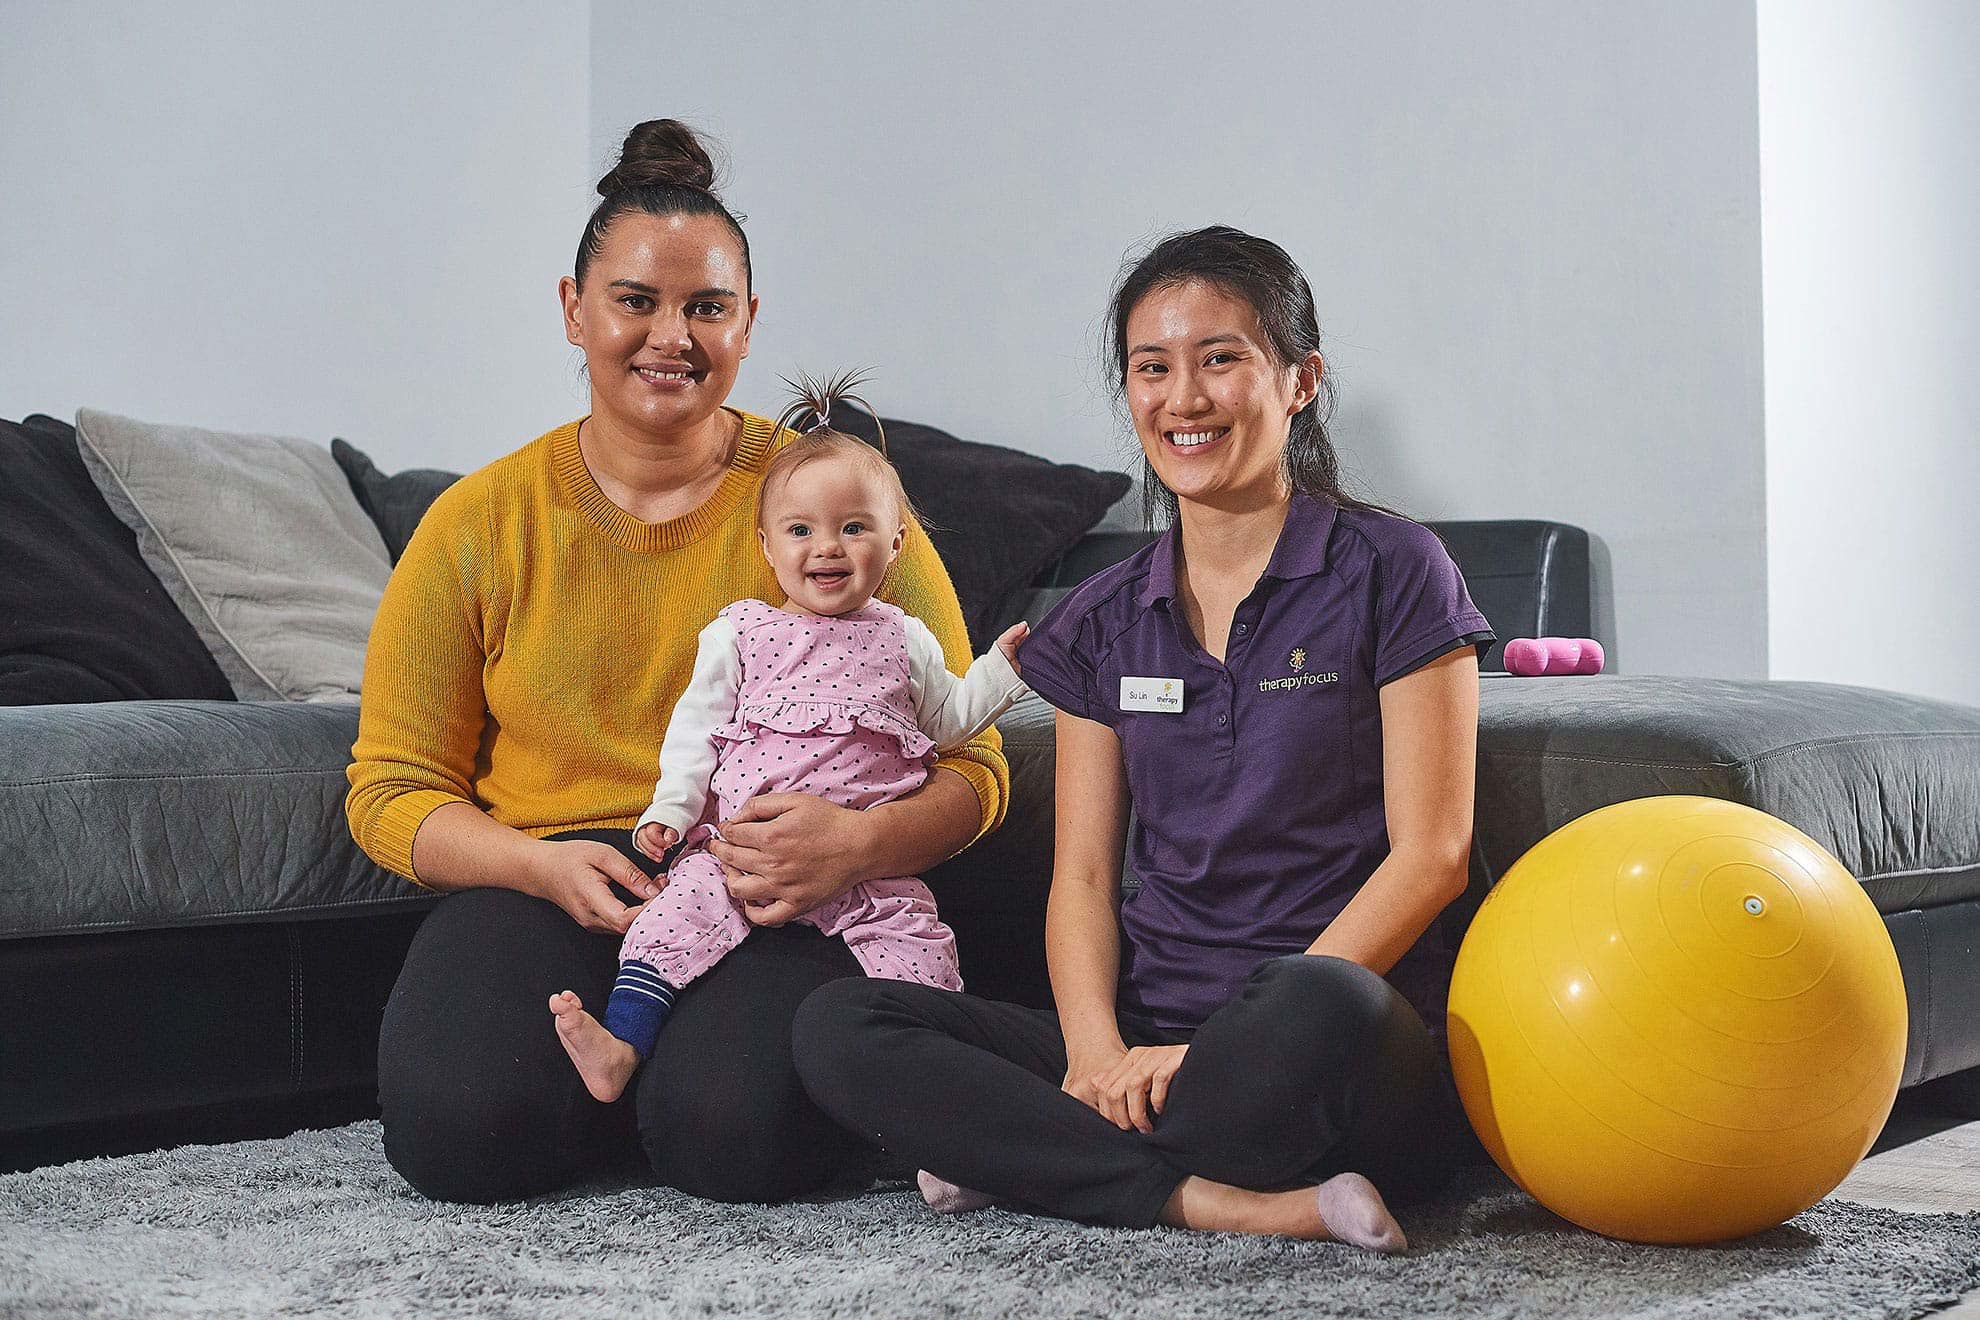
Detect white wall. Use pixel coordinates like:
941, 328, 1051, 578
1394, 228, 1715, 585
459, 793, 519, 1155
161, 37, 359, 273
1, 0, 590, 474
1759, 1, 1980, 707
591, 0, 1767, 678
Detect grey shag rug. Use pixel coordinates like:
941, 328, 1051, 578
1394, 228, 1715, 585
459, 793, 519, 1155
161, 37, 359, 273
3, 1122, 1977, 1319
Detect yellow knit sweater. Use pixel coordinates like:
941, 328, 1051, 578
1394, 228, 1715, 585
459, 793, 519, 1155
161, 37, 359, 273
345, 411, 1009, 883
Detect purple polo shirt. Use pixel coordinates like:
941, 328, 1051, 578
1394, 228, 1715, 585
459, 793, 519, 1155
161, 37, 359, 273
1019, 493, 1493, 1037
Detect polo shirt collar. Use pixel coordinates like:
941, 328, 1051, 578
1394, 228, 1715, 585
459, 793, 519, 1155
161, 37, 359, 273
1135, 491, 1338, 609
1137, 524, 1183, 609
1262, 491, 1337, 581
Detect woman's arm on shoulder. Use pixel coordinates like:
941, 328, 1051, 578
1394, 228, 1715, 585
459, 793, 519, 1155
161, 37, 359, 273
1304, 646, 1478, 969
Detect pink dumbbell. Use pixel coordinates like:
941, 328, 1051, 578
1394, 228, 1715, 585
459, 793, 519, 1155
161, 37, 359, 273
1503, 637, 1605, 676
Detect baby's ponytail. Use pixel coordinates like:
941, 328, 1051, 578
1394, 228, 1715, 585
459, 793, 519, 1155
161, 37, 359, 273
760, 372, 921, 532
772, 370, 890, 456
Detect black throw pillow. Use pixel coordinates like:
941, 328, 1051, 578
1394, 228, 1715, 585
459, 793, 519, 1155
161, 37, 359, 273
330, 439, 461, 564
331, 419, 1130, 644
824, 405, 1131, 643
0, 415, 235, 705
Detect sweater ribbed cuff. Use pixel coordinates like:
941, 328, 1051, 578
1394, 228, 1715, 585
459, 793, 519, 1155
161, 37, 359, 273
366, 789, 469, 886
935, 753, 1009, 844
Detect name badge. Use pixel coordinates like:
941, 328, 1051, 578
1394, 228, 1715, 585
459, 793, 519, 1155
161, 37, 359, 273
1120, 676, 1185, 714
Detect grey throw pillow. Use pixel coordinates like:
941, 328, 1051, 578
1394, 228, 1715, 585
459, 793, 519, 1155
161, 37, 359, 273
73, 409, 392, 703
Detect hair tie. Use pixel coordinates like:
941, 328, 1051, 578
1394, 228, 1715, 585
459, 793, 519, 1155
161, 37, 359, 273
774, 370, 886, 455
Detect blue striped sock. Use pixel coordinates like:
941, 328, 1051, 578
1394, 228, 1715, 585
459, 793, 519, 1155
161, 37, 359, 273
601, 960, 677, 1061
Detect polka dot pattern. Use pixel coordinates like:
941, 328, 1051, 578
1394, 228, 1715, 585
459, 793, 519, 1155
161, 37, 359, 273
710, 599, 936, 813
619, 598, 962, 994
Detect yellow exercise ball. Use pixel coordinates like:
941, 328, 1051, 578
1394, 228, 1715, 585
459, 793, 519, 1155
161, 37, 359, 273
1448, 795, 1907, 1244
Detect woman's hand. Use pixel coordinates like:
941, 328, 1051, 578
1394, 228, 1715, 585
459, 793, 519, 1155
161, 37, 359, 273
1091, 1044, 1189, 1134
1061, 1038, 1130, 1124
525, 837, 662, 935
709, 792, 873, 926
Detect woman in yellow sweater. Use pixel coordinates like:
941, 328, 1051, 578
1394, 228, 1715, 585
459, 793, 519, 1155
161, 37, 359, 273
346, 119, 1007, 1204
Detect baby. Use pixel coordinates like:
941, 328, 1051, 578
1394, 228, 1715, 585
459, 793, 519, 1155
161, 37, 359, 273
550, 379, 1028, 1106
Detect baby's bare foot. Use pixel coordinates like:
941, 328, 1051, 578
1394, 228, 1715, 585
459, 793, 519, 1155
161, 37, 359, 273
1312, 1172, 1408, 1253
548, 990, 638, 1103
917, 1170, 995, 1214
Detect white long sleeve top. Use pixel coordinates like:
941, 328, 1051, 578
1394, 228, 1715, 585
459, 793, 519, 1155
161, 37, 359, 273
635, 610, 1027, 839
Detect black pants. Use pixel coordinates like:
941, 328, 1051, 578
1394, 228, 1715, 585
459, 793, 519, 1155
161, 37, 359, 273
794, 953, 1474, 1227
376, 829, 868, 1204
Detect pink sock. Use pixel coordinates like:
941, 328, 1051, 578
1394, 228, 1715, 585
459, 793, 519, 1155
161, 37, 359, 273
1313, 1172, 1408, 1253
917, 1170, 995, 1214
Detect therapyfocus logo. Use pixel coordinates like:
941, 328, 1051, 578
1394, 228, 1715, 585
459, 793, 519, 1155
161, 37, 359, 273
1261, 646, 1338, 692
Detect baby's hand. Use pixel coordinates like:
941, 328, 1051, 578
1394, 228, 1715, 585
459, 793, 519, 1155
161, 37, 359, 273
995, 621, 1029, 675
633, 822, 678, 862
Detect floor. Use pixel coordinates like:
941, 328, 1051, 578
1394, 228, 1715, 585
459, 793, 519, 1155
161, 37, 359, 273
4, 1085, 1974, 1315
1835, 1088, 1980, 1317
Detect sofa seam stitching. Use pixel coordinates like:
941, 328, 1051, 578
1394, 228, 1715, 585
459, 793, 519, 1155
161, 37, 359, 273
2, 768, 346, 788
1741, 730, 1980, 766
5, 894, 433, 938
1478, 750, 1740, 770
1856, 860, 1980, 881
1479, 728, 1980, 775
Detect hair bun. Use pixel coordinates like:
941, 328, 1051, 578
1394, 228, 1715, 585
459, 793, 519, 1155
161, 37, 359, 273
597, 119, 719, 197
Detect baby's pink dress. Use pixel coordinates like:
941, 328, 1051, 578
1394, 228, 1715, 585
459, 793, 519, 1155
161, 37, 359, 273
621, 599, 963, 991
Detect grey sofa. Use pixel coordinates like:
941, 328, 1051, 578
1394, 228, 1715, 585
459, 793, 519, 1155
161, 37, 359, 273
5, 513, 1979, 1174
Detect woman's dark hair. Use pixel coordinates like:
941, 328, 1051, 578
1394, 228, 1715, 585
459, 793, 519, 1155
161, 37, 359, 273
1107, 224, 1398, 527
575, 119, 751, 292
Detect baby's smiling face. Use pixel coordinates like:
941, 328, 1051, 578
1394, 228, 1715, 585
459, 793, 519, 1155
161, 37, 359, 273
758, 455, 906, 617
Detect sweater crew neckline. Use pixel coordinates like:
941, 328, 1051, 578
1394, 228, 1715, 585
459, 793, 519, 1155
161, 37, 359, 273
551, 411, 776, 553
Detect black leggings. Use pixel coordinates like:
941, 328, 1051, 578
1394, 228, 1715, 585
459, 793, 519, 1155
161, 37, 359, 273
376, 830, 869, 1204
794, 953, 1474, 1227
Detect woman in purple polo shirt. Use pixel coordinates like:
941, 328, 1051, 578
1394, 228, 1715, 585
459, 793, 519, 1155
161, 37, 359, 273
795, 226, 1493, 1251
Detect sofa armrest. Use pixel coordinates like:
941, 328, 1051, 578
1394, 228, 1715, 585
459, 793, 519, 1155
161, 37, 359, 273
1471, 675, 1980, 915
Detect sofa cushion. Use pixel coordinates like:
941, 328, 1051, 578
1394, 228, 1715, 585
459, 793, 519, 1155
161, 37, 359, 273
1472, 675, 1980, 914
73, 410, 392, 703
823, 406, 1132, 644
0, 700, 428, 940
0, 692, 1053, 955
0, 416, 234, 706
330, 438, 460, 564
